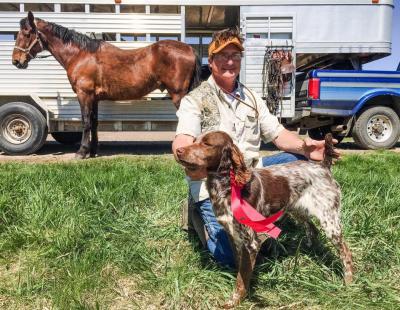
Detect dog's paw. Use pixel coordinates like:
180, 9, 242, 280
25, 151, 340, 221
221, 293, 242, 309
344, 273, 353, 285
222, 300, 236, 309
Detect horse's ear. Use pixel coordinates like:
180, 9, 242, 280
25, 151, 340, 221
27, 11, 36, 30
231, 144, 251, 185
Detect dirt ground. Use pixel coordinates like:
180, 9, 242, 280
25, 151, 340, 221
0, 131, 399, 163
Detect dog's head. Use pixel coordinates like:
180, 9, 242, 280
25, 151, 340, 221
176, 131, 251, 184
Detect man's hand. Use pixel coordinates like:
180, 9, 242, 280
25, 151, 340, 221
303, 137, 340, 161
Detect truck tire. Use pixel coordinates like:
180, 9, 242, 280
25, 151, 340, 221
308, 126, 344, 143
51, 132, 81, 145
0, 102, 48, 155
352, 106, 400, 149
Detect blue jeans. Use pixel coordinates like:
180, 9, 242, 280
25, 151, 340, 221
193, 152, 306, 268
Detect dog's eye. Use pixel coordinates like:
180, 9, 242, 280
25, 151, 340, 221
203, 141, 212, 147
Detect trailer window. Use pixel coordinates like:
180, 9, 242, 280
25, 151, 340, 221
121, 34, 146, 42
25, 3, 54, 12
102, 33, 116, 41
185, 35, 211, 65
270, 33, 292, 39
61, 4, 85, 13
89, 32, 116, 41
150, 34, 180, 42
120, 5, 145, 13
90, 4, 115, 13
0, 32, 16, 41
186, 6, 238, 28
247, 33, 268, 39
0, 3, 19, 11
150, 6, 180, 14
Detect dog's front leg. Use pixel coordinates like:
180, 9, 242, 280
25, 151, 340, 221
223, 245, 258, 309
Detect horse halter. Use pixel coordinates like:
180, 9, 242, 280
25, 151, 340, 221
14, 30, 44, 60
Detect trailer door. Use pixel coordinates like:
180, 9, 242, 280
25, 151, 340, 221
240, 13, 295, 119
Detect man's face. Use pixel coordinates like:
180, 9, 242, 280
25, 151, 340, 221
209, 44, 242, 83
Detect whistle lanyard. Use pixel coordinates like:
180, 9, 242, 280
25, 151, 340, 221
217, 81, 259, 119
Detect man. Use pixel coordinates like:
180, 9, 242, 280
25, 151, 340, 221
172, 28, 335, 267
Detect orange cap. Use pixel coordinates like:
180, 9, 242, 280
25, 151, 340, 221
208, 36, 244, 58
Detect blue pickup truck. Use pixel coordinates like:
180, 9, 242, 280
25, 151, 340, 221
294, 68, 400, 149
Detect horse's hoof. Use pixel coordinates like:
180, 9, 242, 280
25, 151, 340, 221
75, 152, 89, 159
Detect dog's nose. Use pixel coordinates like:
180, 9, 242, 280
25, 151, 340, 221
176, 147, 185, 157
12, 59, 19, 66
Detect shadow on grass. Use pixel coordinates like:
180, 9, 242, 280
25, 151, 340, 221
184, 215, 345, 306
248, 216, 345, 305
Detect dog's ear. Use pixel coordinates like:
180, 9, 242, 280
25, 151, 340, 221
217, 144, 232, 173
231, 144, 251, 185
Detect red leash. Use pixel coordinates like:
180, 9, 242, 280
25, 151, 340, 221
230, 170, 283, 239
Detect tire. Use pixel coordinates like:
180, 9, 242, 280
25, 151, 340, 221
51, 132, 81, 145
352, 106, 400, 149
308, 126, 344, 143
0, 102, 48, 155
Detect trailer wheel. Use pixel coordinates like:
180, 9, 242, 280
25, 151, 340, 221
352, 106, 400, 149
308, 126, 344, 143
51, 132, 81, 145
0, 102, 47, 155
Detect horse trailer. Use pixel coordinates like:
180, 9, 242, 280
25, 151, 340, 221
0, 0, 394, 154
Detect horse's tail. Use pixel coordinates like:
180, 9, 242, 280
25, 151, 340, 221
322, 133, 334, 169
188, 53, 202, 91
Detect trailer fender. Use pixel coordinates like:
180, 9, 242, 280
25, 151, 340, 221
351, 90, 400, 116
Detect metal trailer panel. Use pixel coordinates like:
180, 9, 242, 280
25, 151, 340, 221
0, 9, 182, 130
0, 12, 182, 34
240, 3, 392, 54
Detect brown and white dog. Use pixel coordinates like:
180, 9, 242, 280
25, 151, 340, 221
176, 131, 353, 308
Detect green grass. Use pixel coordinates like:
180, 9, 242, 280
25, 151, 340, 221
0, 153, 399, 309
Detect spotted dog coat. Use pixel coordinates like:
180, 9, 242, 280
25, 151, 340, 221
175, 131, 354, 308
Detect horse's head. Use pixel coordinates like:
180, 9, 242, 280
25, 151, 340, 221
12, 11, 44, 69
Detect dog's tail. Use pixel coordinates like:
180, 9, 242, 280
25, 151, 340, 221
322, 133, 335, 169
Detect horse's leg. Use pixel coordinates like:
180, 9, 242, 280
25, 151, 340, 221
90, 101, 98, 157
76, 93, 94, 159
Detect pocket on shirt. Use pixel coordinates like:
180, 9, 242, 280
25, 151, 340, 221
244, 110, 259, 140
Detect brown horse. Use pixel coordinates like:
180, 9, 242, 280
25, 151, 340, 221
12, 11, 201, 159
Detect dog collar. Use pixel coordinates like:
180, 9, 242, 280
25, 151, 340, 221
230, 170, 283, 239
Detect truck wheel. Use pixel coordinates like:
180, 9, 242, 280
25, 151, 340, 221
352, 106, 400, 149
308, 126, 344, 143
0, 102, 48, 155
51, 132, 81, 145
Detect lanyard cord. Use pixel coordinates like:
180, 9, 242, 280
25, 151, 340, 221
217, 81, 259, 119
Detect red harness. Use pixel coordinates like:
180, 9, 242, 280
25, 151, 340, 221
230, 170, 283, 239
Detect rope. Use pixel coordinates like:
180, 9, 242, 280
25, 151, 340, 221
261, 47, 294, 119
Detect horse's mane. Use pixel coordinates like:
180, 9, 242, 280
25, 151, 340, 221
20, 17, 103, 52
